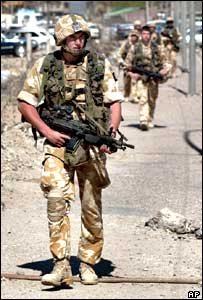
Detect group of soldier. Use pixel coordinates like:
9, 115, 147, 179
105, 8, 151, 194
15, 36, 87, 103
117, 17, 181, 131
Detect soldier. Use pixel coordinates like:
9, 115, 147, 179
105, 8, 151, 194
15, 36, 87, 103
148, 23, 162, 45
161, 16, 182, 77
117, 30, 139, 102
133, 20, 142, 37
125, 25, 172, 130
17, 14, 123, 287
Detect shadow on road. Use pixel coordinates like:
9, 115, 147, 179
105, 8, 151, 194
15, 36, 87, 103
124, 123, 167, 130
184, 129, 202, 155
17, 256, 116, 278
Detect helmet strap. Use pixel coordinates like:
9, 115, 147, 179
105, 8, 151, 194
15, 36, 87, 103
62, 45, 87, 56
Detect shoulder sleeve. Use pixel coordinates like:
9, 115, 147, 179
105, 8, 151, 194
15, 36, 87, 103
17, 57, 45, 107
117, 40, 127, 61
158, 45, 172, 73
125, 45, 134, 67
102, 58, 124, 104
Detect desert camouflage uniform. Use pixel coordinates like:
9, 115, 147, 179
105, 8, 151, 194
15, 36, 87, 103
17, 55, 123, 265
161, 26, 181, 76
117, 39, 132, 99
117, 31, 139, 103
126, 42, 172, 126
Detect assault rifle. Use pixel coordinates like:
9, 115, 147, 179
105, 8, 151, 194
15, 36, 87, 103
127, 65, 164, 81
41, 106, 134, 153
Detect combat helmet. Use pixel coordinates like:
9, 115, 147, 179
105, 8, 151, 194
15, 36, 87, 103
134, 20, 141, 26
166, 16, 174, 22
148, 23, 156, 28
54, 14, 91, 47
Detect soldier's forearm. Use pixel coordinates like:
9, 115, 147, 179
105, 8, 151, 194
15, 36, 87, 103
18, 100, 52, 137
110, 102, 122, 131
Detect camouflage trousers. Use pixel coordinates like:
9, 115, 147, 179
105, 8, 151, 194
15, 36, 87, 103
166, 46, 177, 76
169, 50, 177, 76
131, 78, 139, 103
40, 154, 109, 265
136, 79, 159, 123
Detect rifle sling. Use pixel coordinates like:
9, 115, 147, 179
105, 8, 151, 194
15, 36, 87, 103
71, 99, 109, 136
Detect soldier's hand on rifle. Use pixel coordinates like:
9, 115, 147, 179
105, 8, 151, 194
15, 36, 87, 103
99, 126, 117, 154
99, 144, 112, 154
46, 129, 70, 147
128, 72, 141, 80
159, 69, 168, 76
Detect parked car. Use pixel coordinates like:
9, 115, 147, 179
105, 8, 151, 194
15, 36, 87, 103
9, 26, 55, 49
87, 22, 101, 39
186, 27, 202, 47
116, 23, 134, 39
1, 33, 37, 57
4, 31, 38, 50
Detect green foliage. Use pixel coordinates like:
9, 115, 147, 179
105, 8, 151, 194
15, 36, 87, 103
109, 1, 146, 9
109, 1, 160, 9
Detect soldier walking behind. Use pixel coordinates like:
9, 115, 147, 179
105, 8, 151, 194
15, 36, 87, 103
161, 16, 182, 77
17, 14, 123, 287
126, 25, 172, 130
117, 30, 139, 102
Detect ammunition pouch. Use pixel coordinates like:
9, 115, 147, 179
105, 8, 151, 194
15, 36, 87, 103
91, 158, 111, 189
64, 139, 90, 167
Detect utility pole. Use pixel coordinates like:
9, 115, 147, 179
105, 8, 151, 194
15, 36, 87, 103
26, 33, 32, 65
145, 1, 149, 23
181, 1, 187, 70
188, 1, 196, 95
170, 2, 174, 19
173, 1, 180, 29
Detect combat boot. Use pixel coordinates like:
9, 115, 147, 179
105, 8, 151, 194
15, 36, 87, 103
79, 261, 98, 285
41, 258, 73, 287
148, 122, 154, 128
140, 122, 149, 131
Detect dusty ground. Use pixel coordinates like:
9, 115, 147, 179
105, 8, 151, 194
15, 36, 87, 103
1, 43, 202, 299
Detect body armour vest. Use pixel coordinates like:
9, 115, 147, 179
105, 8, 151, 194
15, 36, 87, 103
121, 40, 132, 60
38, 49, 109, 132
132, 41, 163, 73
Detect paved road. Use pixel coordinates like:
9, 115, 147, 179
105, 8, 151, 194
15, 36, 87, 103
1, 52, 202, 299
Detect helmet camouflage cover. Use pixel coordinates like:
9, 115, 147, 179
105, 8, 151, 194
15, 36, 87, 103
149, 23, 156, 28
166, 16, 174, 22
134, 20, 141, 26
54, 14, 91, 46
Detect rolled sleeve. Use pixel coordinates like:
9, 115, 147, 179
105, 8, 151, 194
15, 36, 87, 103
17, 57, 45, 107
103, 58, 124, 104
159, 46, 173, 73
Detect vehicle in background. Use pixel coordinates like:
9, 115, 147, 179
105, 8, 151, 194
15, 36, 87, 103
11, 8, 47, 28
116, 23, 134, 39
4, 31, 38, 50
156, 12, 166, 20
186, 27, 202, 47
109, 23, 119, 39
87, 22, 101, 39
147, 19, 166, 33
8, 26, 55, 49
1, 33, 26, 57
